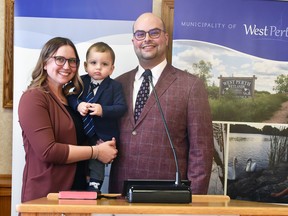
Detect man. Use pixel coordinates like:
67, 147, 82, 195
109, 12, 214, 194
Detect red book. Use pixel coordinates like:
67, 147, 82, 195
59, 191, 98, 200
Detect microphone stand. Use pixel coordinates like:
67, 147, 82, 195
148, 76, 181, 186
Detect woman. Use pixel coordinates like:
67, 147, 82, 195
18, 37, 117, 202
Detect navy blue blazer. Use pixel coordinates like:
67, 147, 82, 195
68, 74, 127, 142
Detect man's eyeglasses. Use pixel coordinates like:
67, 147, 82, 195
52, 56, 79, 68
133, 28, 165, 41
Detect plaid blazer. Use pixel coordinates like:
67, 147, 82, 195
109, 64, 214, 194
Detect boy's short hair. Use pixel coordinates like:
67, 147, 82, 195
86, 42, 115, 64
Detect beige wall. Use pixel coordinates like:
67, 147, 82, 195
0, 0, 162, 175
0, 0, 13, 175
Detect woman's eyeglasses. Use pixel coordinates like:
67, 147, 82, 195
52, 56, 79, 68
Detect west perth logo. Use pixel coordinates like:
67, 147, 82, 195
243, 24, 288, 37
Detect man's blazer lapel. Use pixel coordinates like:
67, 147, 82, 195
126, 69, 138, 127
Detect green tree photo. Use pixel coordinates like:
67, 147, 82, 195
273, 74, 288, 93
192, 60, 212, 87
187, 60, 288, 123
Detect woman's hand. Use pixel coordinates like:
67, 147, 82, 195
95, 138, 117, 164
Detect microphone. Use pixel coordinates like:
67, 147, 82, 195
125, 72, 191, 203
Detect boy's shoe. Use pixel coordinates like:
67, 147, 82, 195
87, 178, 103, 192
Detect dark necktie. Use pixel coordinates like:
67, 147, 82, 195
83, 82, 99, 137
134, 69, 152, 122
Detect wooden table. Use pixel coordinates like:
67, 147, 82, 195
16, 194, 288, 216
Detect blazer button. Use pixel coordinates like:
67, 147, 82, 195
132, 131, 137, 136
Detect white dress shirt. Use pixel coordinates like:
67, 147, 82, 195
133, 59, 167, 110
90, 78, 103, 96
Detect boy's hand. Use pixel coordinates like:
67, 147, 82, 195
77, 102, 90, 116
88, 103, 103, 117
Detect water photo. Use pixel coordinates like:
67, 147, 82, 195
226, 123, 288, 203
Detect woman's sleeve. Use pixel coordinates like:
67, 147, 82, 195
18, 90, 69, 164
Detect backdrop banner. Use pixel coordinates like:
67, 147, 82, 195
173, 0, 288, 203
12, 1, 152, 215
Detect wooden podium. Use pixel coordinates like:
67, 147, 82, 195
16, 193, 288, 216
